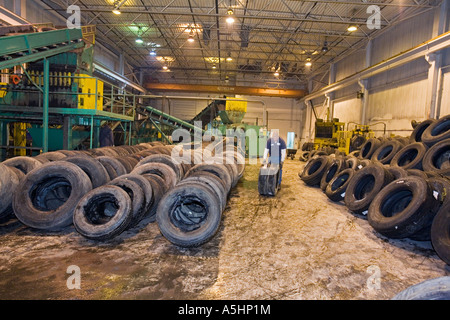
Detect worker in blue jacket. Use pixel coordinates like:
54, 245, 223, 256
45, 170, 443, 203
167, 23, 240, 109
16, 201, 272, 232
263, 129, 287, 187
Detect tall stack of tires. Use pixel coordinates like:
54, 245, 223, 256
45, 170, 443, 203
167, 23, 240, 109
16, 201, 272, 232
0, 139, 244, 248
299, 114, 450, 265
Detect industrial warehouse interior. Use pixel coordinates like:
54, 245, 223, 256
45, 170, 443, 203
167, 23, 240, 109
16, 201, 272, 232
0, 0, 449, 305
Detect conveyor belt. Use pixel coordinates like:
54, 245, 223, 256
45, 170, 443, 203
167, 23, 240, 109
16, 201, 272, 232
140, 106, 205, 135
0, 28, 84, 70
189, 99, 226, 125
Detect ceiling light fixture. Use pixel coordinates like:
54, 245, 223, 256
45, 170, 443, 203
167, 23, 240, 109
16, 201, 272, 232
162, 65, 168, 70
188, 32, 195, 43
347, 25, 357, 32
135, 27, 144, 44
112, 0, 126, 15
322, 40, 329, 52
150, 49, 157, 56
305, 57, 312, 67
212, 64, 217, 69
274, 71, 280, 77
226, 8, 235, 24
226, 53, 233, 62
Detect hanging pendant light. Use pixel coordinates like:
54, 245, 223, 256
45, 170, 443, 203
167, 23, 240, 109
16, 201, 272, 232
226, 8, 235, 24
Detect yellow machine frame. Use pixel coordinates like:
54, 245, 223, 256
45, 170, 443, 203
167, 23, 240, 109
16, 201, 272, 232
75, 74, 104, 111
336, 124, 375, 154
313, 119, 345, 149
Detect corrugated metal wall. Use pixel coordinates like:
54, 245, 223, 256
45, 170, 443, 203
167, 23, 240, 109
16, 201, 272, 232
333, 98, 361, 125
318, 6, 449, 139
242, 96, 303, 142
440, 70, 450, 116
370, 9, 435, 66
335, 49, 366, 82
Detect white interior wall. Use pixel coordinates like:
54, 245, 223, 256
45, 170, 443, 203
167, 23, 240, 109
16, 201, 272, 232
440, 70, 450, 116
20, 0, 65, 25
333, 98, 362, 126
240, 95, 303, 142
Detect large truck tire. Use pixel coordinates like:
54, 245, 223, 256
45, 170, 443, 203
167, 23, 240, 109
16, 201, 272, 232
344, 163, 394, 216
367, 176, 440, 239
12, 161, 92, 230
390, 142, 428, 170
156, 183, 222, 247
73, 185, 133, 241
325, 168, 355, 202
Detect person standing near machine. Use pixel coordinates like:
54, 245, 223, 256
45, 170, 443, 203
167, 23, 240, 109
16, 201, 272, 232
263, 129, 287, 188
99, 122, 114, 147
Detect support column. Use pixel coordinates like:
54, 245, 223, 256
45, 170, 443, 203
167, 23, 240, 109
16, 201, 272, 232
0, 122, 7, 161
425, 53, 442, 119
42, 58, 49, 153
119, 53, 125, 76
427, 0, 448, 119
89, 115, 94, 149
358, 80, 369, 126
358, 40, 372, 126
128, 121, 132, 145
139, 69, 144, 86
94, 119, 100, 148
305, 100, 315, 143
63, 116, 73, 150
262, 102, 267, 127
327, 63, 336, 120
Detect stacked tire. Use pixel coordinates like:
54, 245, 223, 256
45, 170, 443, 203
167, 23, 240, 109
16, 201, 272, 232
1, 140, 244, 247
156, 145, 244, 247
4, 142, 168, 232
299, 152, 362, 203
298, 114, 450, 265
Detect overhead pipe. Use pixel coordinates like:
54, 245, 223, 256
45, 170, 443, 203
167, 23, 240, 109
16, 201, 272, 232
302, 30, 450, 104
93, 62, 146, 94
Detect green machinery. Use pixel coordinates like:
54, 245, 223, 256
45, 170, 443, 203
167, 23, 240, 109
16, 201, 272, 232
135, 105, 206, 145
0, 26, 136, 159
138, 98, 267, 158
208, 98, 267, 158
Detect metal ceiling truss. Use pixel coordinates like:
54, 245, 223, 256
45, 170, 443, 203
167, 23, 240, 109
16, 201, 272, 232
42, 0, 439, 92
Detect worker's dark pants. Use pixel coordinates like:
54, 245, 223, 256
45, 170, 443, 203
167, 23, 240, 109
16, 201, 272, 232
278, 163, 283, 185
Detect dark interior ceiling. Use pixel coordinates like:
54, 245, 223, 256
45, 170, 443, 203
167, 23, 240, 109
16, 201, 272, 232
42, 0, 439, 91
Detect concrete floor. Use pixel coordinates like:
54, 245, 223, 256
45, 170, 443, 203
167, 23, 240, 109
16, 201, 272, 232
0, 159, 448, 300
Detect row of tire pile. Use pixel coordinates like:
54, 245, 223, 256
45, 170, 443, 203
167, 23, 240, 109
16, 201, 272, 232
299, 114, 450, 266
0, 140, 245, 248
